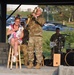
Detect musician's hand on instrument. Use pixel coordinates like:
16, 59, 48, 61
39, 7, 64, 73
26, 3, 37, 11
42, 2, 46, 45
32, 13, 37, 19
50, 41, 57, 48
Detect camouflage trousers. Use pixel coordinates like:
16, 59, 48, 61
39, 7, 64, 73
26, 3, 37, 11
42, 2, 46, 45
28, 36, 43, 64
20, 44, 28, 65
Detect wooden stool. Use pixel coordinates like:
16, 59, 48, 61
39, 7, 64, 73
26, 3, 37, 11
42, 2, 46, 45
7, 45, 21, 69
53, 53, 61, 66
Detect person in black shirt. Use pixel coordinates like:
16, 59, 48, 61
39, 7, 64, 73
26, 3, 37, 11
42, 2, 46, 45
20, 21, 29, 66
50, 28, 65, 59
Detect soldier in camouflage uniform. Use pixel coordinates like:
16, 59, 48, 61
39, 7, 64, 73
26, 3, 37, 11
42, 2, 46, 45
50, 28, 65, 60
27, 7, 45, 69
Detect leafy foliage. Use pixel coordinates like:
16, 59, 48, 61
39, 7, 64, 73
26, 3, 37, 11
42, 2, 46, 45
7, 10, 31, 18
42, 31, 55, 58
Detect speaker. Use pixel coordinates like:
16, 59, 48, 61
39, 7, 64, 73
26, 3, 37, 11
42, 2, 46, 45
44, 59, 52, 66
66, 48, 74, 53
61, 53, 66, 65
53, 53, 61, 66
65, 51, 74, 66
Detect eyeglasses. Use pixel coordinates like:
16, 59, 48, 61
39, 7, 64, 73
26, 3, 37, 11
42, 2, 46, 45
15, 21, 20, 22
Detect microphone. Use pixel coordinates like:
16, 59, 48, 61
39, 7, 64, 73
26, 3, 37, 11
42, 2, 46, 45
62, 34, 70, 37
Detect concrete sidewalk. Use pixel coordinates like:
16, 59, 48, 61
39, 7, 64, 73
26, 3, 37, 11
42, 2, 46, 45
0, 65, 74, 75
0, 65, 58, 75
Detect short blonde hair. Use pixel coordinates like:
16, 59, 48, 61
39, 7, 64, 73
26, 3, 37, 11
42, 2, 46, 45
39, 7, 43, 12
34, 7, 43, 13
37, 7, 43, 12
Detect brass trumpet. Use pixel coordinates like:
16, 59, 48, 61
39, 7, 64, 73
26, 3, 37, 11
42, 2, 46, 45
28, 7, 38, 17
26, 7, 38, 25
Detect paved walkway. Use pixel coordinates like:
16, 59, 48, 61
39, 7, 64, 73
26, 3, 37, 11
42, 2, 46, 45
0, 65, 58, 75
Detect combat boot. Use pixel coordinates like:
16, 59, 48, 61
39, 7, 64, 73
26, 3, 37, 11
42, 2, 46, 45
27, 62, 33, 69
34, 63, 41, 69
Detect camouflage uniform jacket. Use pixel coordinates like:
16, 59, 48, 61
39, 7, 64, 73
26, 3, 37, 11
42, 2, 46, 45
27, 15, 45, 37
50, 33, 65, 47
